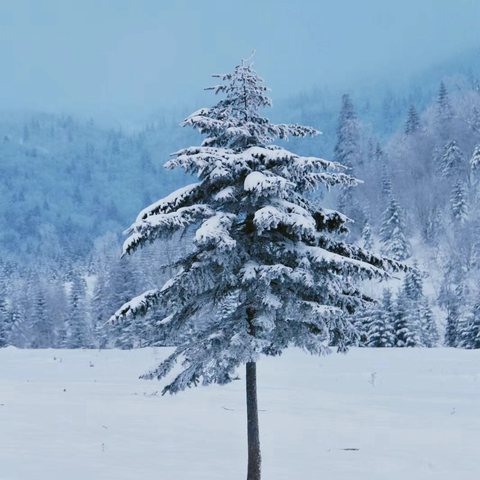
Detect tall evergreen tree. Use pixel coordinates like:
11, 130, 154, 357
470, 145, 480, 193
110, 55, 405, 480
379, 195, 411, 261
352, 304, 369, 347
441, 140, 463, 179
403, 262, 423, 302
380, 161, 392, 199
334, 94, 363, 236
108, 257, 139, 349
470, 144, 480, 173
439, 261, 466, 348
404, 104, 420, 136
366, 289, 395, 347
458, 301, 480, 349
450, 179, 468, 223
394, 291, 422, 347
30, 284, 54, 348
436, 81, 453, 121
7, 310, 24, 347
0, 282, 9, 348
334, 94, 360, 170
361, 218, 374, 251
444, 308, 460, 347
400, 264, 438, 347
66, 273, 89, 349
375, 143, 384, 165
419, 297, 439, 348
91, 271, 110, 348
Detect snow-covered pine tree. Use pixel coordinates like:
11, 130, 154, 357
403, 262, 423, 302
334, 94, 359, 170
66, 273, 90, 349
334, 94, 363, 237
375, 142, 384, 165
404, 104, 420, 136
444, 307, 460, 347
8, 277, 32, 348
379, 195, 411, 261
441, 140, 463, 179
380, 161, 392, 199
470, 144, 480, 173
30, 284, 54, 348
352, 304, 369, 347
366, 289, 395, 347
436, 81, 453, 121
450, 179, 469, 223
470, 145, 480, 195
394, 290, 422, 347
361, 218, 374, 251
91, 270, 110, 348
458, 301, 480, 349
110, 55, 406, 480
108, 257, 139, 349
0, 282, 9, 348
438, 260, 465, 348
7, 310, 24, 347
419, 297, 439, 347
400, 264, 438, 347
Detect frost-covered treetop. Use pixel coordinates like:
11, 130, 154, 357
111, 55, 407, 394
182, 52, 318, 149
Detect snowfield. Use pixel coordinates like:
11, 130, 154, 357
1, 347, 479, 480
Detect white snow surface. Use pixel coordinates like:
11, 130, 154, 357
1, 347, 479, 479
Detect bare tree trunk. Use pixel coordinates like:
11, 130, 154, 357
246, 361, 261, 480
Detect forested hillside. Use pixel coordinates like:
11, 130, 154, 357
0, 113, 193, 261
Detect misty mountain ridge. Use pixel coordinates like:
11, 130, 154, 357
1, 45, 479, 265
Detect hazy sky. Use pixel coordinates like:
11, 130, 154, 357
1, 0, 479, 117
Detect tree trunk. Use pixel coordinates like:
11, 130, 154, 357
246, 361, 261, 480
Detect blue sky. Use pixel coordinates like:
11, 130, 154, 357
1, 0, 479, 116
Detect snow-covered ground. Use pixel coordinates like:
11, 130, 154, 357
1, 347, 479, 480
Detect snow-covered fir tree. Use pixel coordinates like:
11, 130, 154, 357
458, 301, 480, 349
334, 94, 363, 236
404, 104, 420, 136
470, 145, 480, 197
394, 291, 422, 347
110, 55, 406, 480
379, 195, 411, 261
403, 262, 423, 302
30, 284, 54, 348
441, 140, 463, 179
419, 297, 439, 348
375, 142, 384, 165
334, 94, 360, 170
91, 271, 111, 348
66, 273, 90, 349
450, 179, 469, 222
380, 161, 392, 199
8, 277, 33, 348
6, 307, 26, 348
436, 81, 453, 121
352, 305, 369, 347
0, 282, 10, 348
469, 144, 480, 173
401, 264, 438, 347
365, 289, 395, 347
108, 257, 140, 349
361, 218, 374, 251
438, 260, 466, 348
